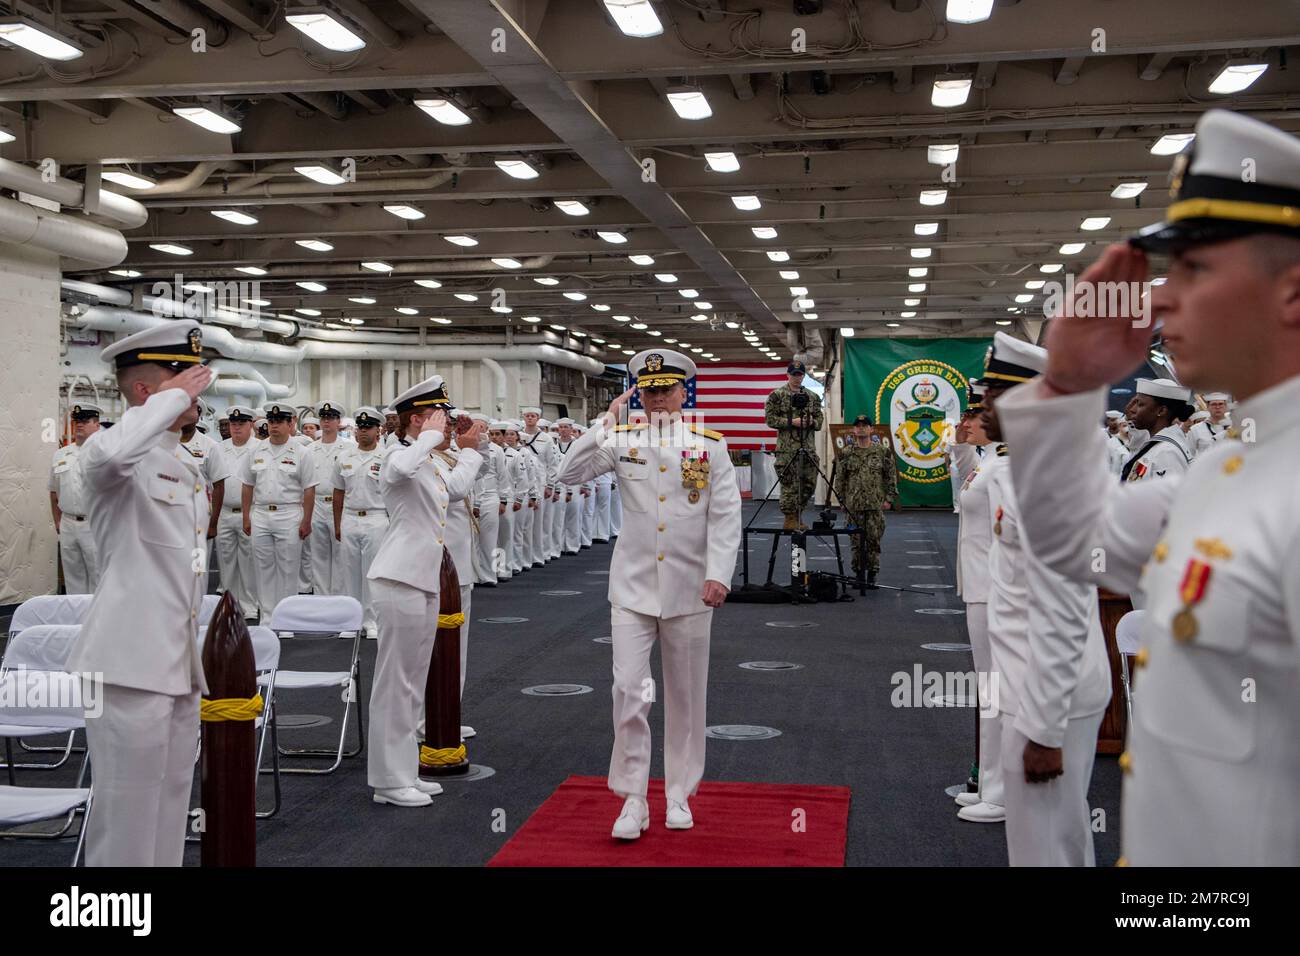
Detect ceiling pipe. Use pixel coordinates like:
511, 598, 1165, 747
207, 359, 293, 401
136, 161, 238, 197
0, 158, 147, 229
479, 357, 507, 416
301, 341, 606, 376
171, 168, 458, 200
0, 198, 128, 268
208, 376, 267, 408
171, 254, 557, 279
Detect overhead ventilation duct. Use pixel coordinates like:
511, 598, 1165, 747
0, 198, 129, 268
0, 158, 147, 229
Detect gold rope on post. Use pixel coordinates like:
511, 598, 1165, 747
200, 694, 265, 722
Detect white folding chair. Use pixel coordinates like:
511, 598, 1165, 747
197, 594, 223, 627
265, 596, 364, 774
7, 595, 95, 633
1116, 610, 1145, 733
0, 625, 86, 777
0, 785, 92, 866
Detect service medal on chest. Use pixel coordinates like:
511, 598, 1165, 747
680, 448, 710, 503
1172, 558, 1212, 644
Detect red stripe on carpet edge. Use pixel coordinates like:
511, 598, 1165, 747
487, 775, 850, 868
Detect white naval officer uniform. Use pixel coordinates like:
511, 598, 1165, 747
952, 438, 1005, 814
432, 444, 488, 697
548, 428, 566, 557
999, 375, 1300, 864
305, 426, 353, 595
495, 436, 523, 577
520, 421, 555, 563
332, 438, 389, 638
471, 417, 507, 585
69, 324, 210, 867
367, 419, 482, 795
181, 426, 231, 591
240, 429, 316, 619
217, 417, 258, 617
558, 412, 742, 806
49, 440, 98, 594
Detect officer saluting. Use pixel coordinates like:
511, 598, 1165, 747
995, 109, 1300, 865
558, 349, 742, 839
68, 320, 214, 866
49, 402, 102, 594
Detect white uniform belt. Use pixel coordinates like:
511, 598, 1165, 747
345, 508, 386, 516
63, 514, 86, 521
253, 503, 300, 511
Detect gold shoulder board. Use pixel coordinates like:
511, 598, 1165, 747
688, 425, 724, 441
613, 424, 648, 432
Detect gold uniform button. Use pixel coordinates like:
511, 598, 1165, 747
1118, 751, 1132, 775
657, 553, 664, 561
1134, 648, 1149, 669
1223, 455, 1243, 474
1153, 541, 1168, 563
659, 465, 667, 473
437, 538, 444, 545
657, 523, 665, 532
658, 494, 666, 502
194, 484, 202, 493
1115, 856, 1129, 868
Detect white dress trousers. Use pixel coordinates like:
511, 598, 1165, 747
367, 578, 439, 790
58, 518, 98, 594
250, 505, 304, 619
966, 602, 1003, 808
594, 474, 613, 541
339, 512, 389, 635
609, 482, 622, 537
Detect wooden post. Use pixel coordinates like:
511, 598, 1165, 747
1095, 588, 1133, 754
420, 550, 469, 777
201, 591, 257, 866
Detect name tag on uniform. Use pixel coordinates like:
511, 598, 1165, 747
618, 455, 647, 465
156, 472, 180, 483
251, 457, 268, 471
340, 463, 353, 471
368, 463, 382, 479
54, 459, 71, 473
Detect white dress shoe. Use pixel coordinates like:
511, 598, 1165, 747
460, 725, 476, 739
665, 799, 694, 830
957, 801, 1006, 823
413, 777, 444, 796
373, 786, 432, 807
611, 797, 649, 840
954, 791, 981, 807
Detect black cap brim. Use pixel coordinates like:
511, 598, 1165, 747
1129, 217, 1290, 254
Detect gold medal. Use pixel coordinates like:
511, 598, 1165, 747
696, 479, 705, 489
688, 489, 700, 504
993, 505, 1003, 537
1172, 608, 1198, 643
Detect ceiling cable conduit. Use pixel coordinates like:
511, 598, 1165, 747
0, 199, 129, 268
0, 158, 147, 229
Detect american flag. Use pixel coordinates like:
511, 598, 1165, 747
690, 363, 788, 450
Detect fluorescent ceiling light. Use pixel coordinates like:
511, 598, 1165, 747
453, 293, 478, 302
0, 127, 15, 145
694, 301, 712, 310
445, 235, 478, 247
996, 319, 1013, 326
679, 288, 699, 298
1040, 263, 1063, 273
563, 291, 587, 301
295, 307, 321, 316
211, 209, 258, 226
901, 311, 917, 318
931, 75, 972, 108
1015, 294, 1034, 303
341, 317, 364, 325
752, 226, 778, 239
491, 257, 523, 269
910, 247, 933, 258
945, 0, 994, 24
691, 314, 707, 322
591, 304, 611, 312
495, 157, 540, 180
630, 322, 648, 330
102, 169, 156, 190
666, 86, 712, 120
414, 279, 442, 289
296, 238, 334, 252
662, 338, 675, 344
790, 286, 808, 296
1059, 242, 1087, 255
613, 315, 631, 322
1151, 276, 1168, 286
655, 273, 677, 283
927, 143, 960, 166
490, 305, 512, 314
149, 242, 193, 256
909, 283, 927, 293
174, 106, 241, 134
296, 280, 328, 292
0, 18, 83, 60
571, 330, 587, 337
285, 11, 366, 52
235, 266, 268, 276
591, 337, 606, 344
704, 150, 740, 173
629, 254, 655, 265
395, 307, 420, 315
779, 270, 800, 280
181, 283, 212, 293
1151, 133, 1195, 156
554, 200, 589, 216
622, 349, 635, 355
690, 347, 703, 354
1080, 217, 1111, 231
293, 163, 346, 185
914, 222, 939, 236
602, 0, 663, 38
244, 298, 271, 306
802, 313, 818, 320
430, 317, 452, 325
534, 276, 559, 286
794, 298, 815, 311
646, 330, 662, 337
904, 298, 920, 306
767, 250, 790, 262
384, 204, 425, 220
909, 267, 929, 278
597, 230, 629, 244
348, 296, 375, 304
1025, 280, 1045, 290
887, 322, 901, 328
1208, 60, 1268, 95
361, 261, 393, 272
1110, 182, 1148, 200
732, 195, 761, 211
414, 97, 472, 126
919, 189, 948, 206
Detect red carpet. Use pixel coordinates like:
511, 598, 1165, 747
488, 775, 849, 867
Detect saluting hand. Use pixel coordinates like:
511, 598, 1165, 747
158, 363, 214, 401
604, 386, 637, 427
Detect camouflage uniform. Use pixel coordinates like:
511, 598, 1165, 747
764, 385, 824, 518
833, 438, 899, 576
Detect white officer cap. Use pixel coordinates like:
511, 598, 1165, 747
629, 348, 696, 388
352, 406, 383, 428
100, 318, 205, 371
316, 400, 344, 418
264, 403, 294, 420
1133, 110, 1300, 252
977, 331, 1047, 386
520, 405, 542, 415
1136, 378, 1193, 403
391, 375, 453, 414
226, 404, 257, 422
1104, 410, 1123, 420
382, 406, 397, 416
69, 402, 103, 420
1202, 392, 1231, 402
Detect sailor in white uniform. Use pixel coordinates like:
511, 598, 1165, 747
69, 320, 213, 866
1120, 379, 1195, 482
216, 405, 259, 617
305, 400, 354, 595
980, 333, 1112, 865
520, 407, 556, 565
366, 377, 485, 808
949, 384, 1005, 824
49, 403, 102, 594
996, 109, 1300, 865
467, 413, 501, 586
491, 421, 521, 579
332, 407, 389, 639
180, 417, 231, 592
577, 424, 596, 548
546, 420, 566, 558
553, 419, 584, 554
240, 403, 316, 620
590, 417, 615, 542
1188, 391, 1233, 455
1103, 411, 1129, 475
558, 349, 742, 839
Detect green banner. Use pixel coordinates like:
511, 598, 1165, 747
842, 337, 992, 508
